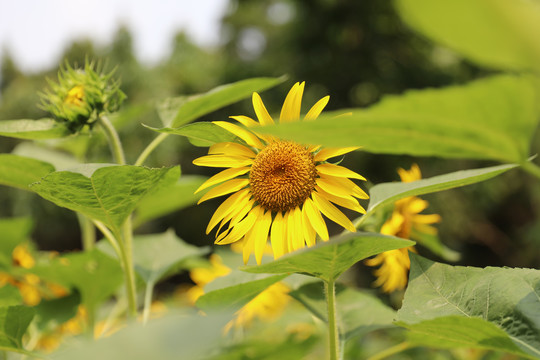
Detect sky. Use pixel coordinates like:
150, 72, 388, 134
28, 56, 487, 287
0, 0, 230, 73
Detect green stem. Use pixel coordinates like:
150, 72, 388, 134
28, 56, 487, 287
77, 213, 96, 250
98, 115, 126, 165
366, 342, 412, 360
92, 220, 122, 258
141, 281, 155, 325
325, 279, 340, 360
122, 216, 138, 318
135, 132, 169, 166
522, 161, 540, 180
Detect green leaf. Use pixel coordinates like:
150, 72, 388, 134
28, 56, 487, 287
0, 305, 35, 352
0, 286, 23, 307
146, 122, 237, 147
411, 230, 460, 262
51, 310, 233, 360
362, 163, 518, 225
99, 230, 207, 285
160, 76, 285, 128
12, 142, 79, 170
0, 119, 71, 139
134, 175, 208, 228
196, 271, 289, 312
241, 232, 414, 282
32, 249, 123, 316
290, 281, 396, 339
258, 75, 540, 163
397, 253, 540, 358
34, 292, 81, 331
397, 316, 537, 359
0, 154, 55, 191
30, 165, 180, 235
396, 0, 540, 72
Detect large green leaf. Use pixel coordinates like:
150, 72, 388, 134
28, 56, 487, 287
258, 75, 540, 163
396, 0, 540, 71
0, 286, 23, 307
158, 77, 285, 128
146, 122, 237, 147
0, 119, 71, 139
51, 310, 233, 360
12, 142, 79, 170
241, 233, 414, 282
362, 163, 518, 224
196, 271, 289, 312
32, 249, 123, 316
30, 165, 179, 235
397, 253, 540, 359
290, 281, 396, 339
133, 175, 207, 228
0, 154, 55, 191
0, 306, 35, 353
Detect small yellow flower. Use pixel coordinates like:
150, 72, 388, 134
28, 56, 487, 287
12, 244, 35, 269
187, 254, 290, 330
64, 85, 85, 106
366, 164, 441, 293
194, 82, 368, 264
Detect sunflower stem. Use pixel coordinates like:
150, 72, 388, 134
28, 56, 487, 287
77, 213, 96, 250
325, 278, 340, 360
98, 115, 126, 165
135, 132, 169, 166
121, 216, 138, 318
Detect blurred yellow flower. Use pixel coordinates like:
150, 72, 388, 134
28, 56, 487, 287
187, 254, 290, 330
365, 164, 441, 293
194, 82, 367, 264
64, 85, 85, 106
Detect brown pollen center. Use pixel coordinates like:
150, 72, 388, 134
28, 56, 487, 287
249, 141, 317, 212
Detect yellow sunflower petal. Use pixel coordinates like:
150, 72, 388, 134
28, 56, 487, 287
280, 82, 305, 123
312, 192, 356, 232
303, 198, 329, 241
398, 164, 421, 183
270, 212, 286, 259
254, 210, 273, 265
292, 206, 305, 251
197, 179, 249, 204
412, 214, 442, 224
316, 163, 366, 180
213, 121, 264, 149
313, 147, 360, 162
209, 142, 256, 158
206, 189, 250, 234
230, 115, 259, 127
215, 205, 259, 245
217, 197, 254, 236
193, 155, 253, 168
315, 186, 366, 214
406, 198, 429, 214
302, 209, 317, 247
252, 92, 275, 126
318, 174, 369, 199
304, 95, 330, 121
195, 167, 250, 194
242, 232, 255, 265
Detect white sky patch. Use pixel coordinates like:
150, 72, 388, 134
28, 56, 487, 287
0, 0, 229, 73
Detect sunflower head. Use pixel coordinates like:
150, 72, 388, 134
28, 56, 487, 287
193, 82, 368, 264
366, 164, 442, 293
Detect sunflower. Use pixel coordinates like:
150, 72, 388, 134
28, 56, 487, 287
193, 82, 368, 264
365, 164, 441, 293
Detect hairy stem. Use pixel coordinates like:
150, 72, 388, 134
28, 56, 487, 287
98, 115, 126, 165
77, 213, 96, 250
122, 216, 138, 317
325, 278, 340, 360
135, 132, 170, 166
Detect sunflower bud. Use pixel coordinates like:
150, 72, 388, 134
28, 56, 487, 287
39, 60, 126, 133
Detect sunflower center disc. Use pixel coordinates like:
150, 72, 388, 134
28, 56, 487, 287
250, 141, 317, 212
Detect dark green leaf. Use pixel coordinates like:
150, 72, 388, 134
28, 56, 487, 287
241, 232, 414, 282
0, 119, 71, 139
146, 122, 237, 147
164, 76, 285, 128
197, 271, 289, 312
259, 75, 540, 163
396, 0, 540, 71
397, 253, 540, 358
30, 165, 180, 235
0, 306, 35, 352
290, 281, 396, 339
0, 154, 55, 191
34, 292, 81, 331
134, 175, 207, 228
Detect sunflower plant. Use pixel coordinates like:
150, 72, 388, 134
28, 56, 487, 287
0, 0, 539, 358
